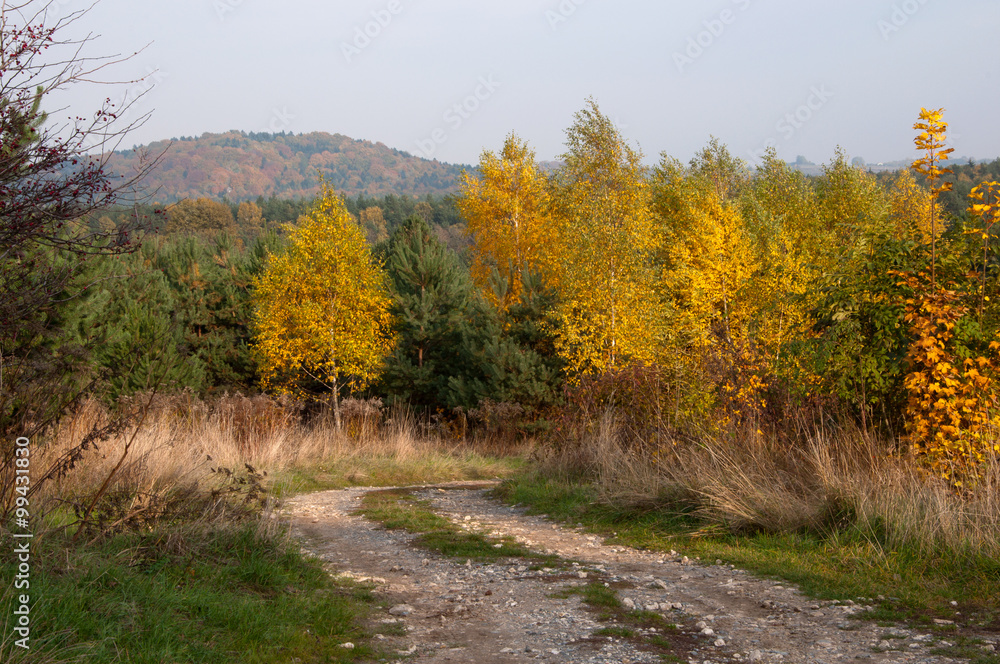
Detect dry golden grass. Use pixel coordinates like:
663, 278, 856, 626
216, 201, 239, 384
545, 408, 1000, 559
27, 393, 527, 523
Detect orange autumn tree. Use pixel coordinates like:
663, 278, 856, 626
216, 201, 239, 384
898, 108, 1000, 484
898, 274, 1000, 483
252, 184, 394, 429
459, 134, 553, 311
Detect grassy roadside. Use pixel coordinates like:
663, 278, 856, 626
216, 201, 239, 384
1, 459, 523, 664
2, 397, 530, 664
495, 473, 1000, 633
20, 390, 1000, 662
273, 452, 527, 497
0, 523, 380, 664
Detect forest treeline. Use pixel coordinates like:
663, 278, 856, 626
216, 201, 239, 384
879, 156, 1000, 220
9, 102, 1000, 483
91, 190, 467, 250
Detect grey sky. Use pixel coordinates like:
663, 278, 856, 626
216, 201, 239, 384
39, 0, 1000, 168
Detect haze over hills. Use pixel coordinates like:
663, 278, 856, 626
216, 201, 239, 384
108, 131, 472, 203
107, 128, 999, 208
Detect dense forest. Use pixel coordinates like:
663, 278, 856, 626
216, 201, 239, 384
88, 190, 469, 254
10, 99, 1000, 484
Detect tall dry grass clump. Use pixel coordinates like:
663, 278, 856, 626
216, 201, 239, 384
545, 399, 1000, 563
15, 392, 519, 536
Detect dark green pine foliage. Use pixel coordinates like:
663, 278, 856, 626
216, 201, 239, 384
0, 85, 46, 166
448, 270, 566, 415
148, 233, 261, 392
380, 216, 475, 409
55, 231, 284, 400
1, 247, 104, 438
381, 217, 566, 415
61, 247, 207, 400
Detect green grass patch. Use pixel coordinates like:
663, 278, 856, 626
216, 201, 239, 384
357, 488, 562, 566
0, 523, 379, 664
359, 489, 455, 532
497, 474, 1000, 628
930, 636, 1000, 663
577, 580, 622, 609
272, 452, 528, 497
593, 626, 636, 638
554, 579, 688, 659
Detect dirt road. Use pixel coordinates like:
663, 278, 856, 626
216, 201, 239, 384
284, 482, 981, 664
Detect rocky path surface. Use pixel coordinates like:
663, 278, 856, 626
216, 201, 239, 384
283, 482, 986, 664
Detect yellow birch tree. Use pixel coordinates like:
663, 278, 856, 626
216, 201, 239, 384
549, 100, 663, 375
252, 184, 394, 429
887, 169, 934, 243
458, 133, 553, 310
655, 145, 818, 416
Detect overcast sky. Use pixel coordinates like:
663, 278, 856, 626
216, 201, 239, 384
35, 0, 1000, 168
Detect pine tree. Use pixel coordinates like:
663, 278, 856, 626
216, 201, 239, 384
380, 216, 475, 408
57, 246, 208, 400
447, 270, 566, 413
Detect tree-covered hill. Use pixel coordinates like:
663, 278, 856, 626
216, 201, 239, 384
108, 131, 472, 203
872, 156, 1000, 219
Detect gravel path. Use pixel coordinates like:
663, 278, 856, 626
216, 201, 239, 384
282, 482, 987, 664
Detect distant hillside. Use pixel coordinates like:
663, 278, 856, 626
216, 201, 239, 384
109, 131, 472, 203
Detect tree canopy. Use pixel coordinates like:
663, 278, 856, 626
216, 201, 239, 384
251, 184, 394, 427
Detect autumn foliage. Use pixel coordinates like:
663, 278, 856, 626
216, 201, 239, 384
251, 183, 394, 428
456, 104, 1000, 484
459, 134, 552, 311
897, 272, 1000, 482
16, 92, 1000, 491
